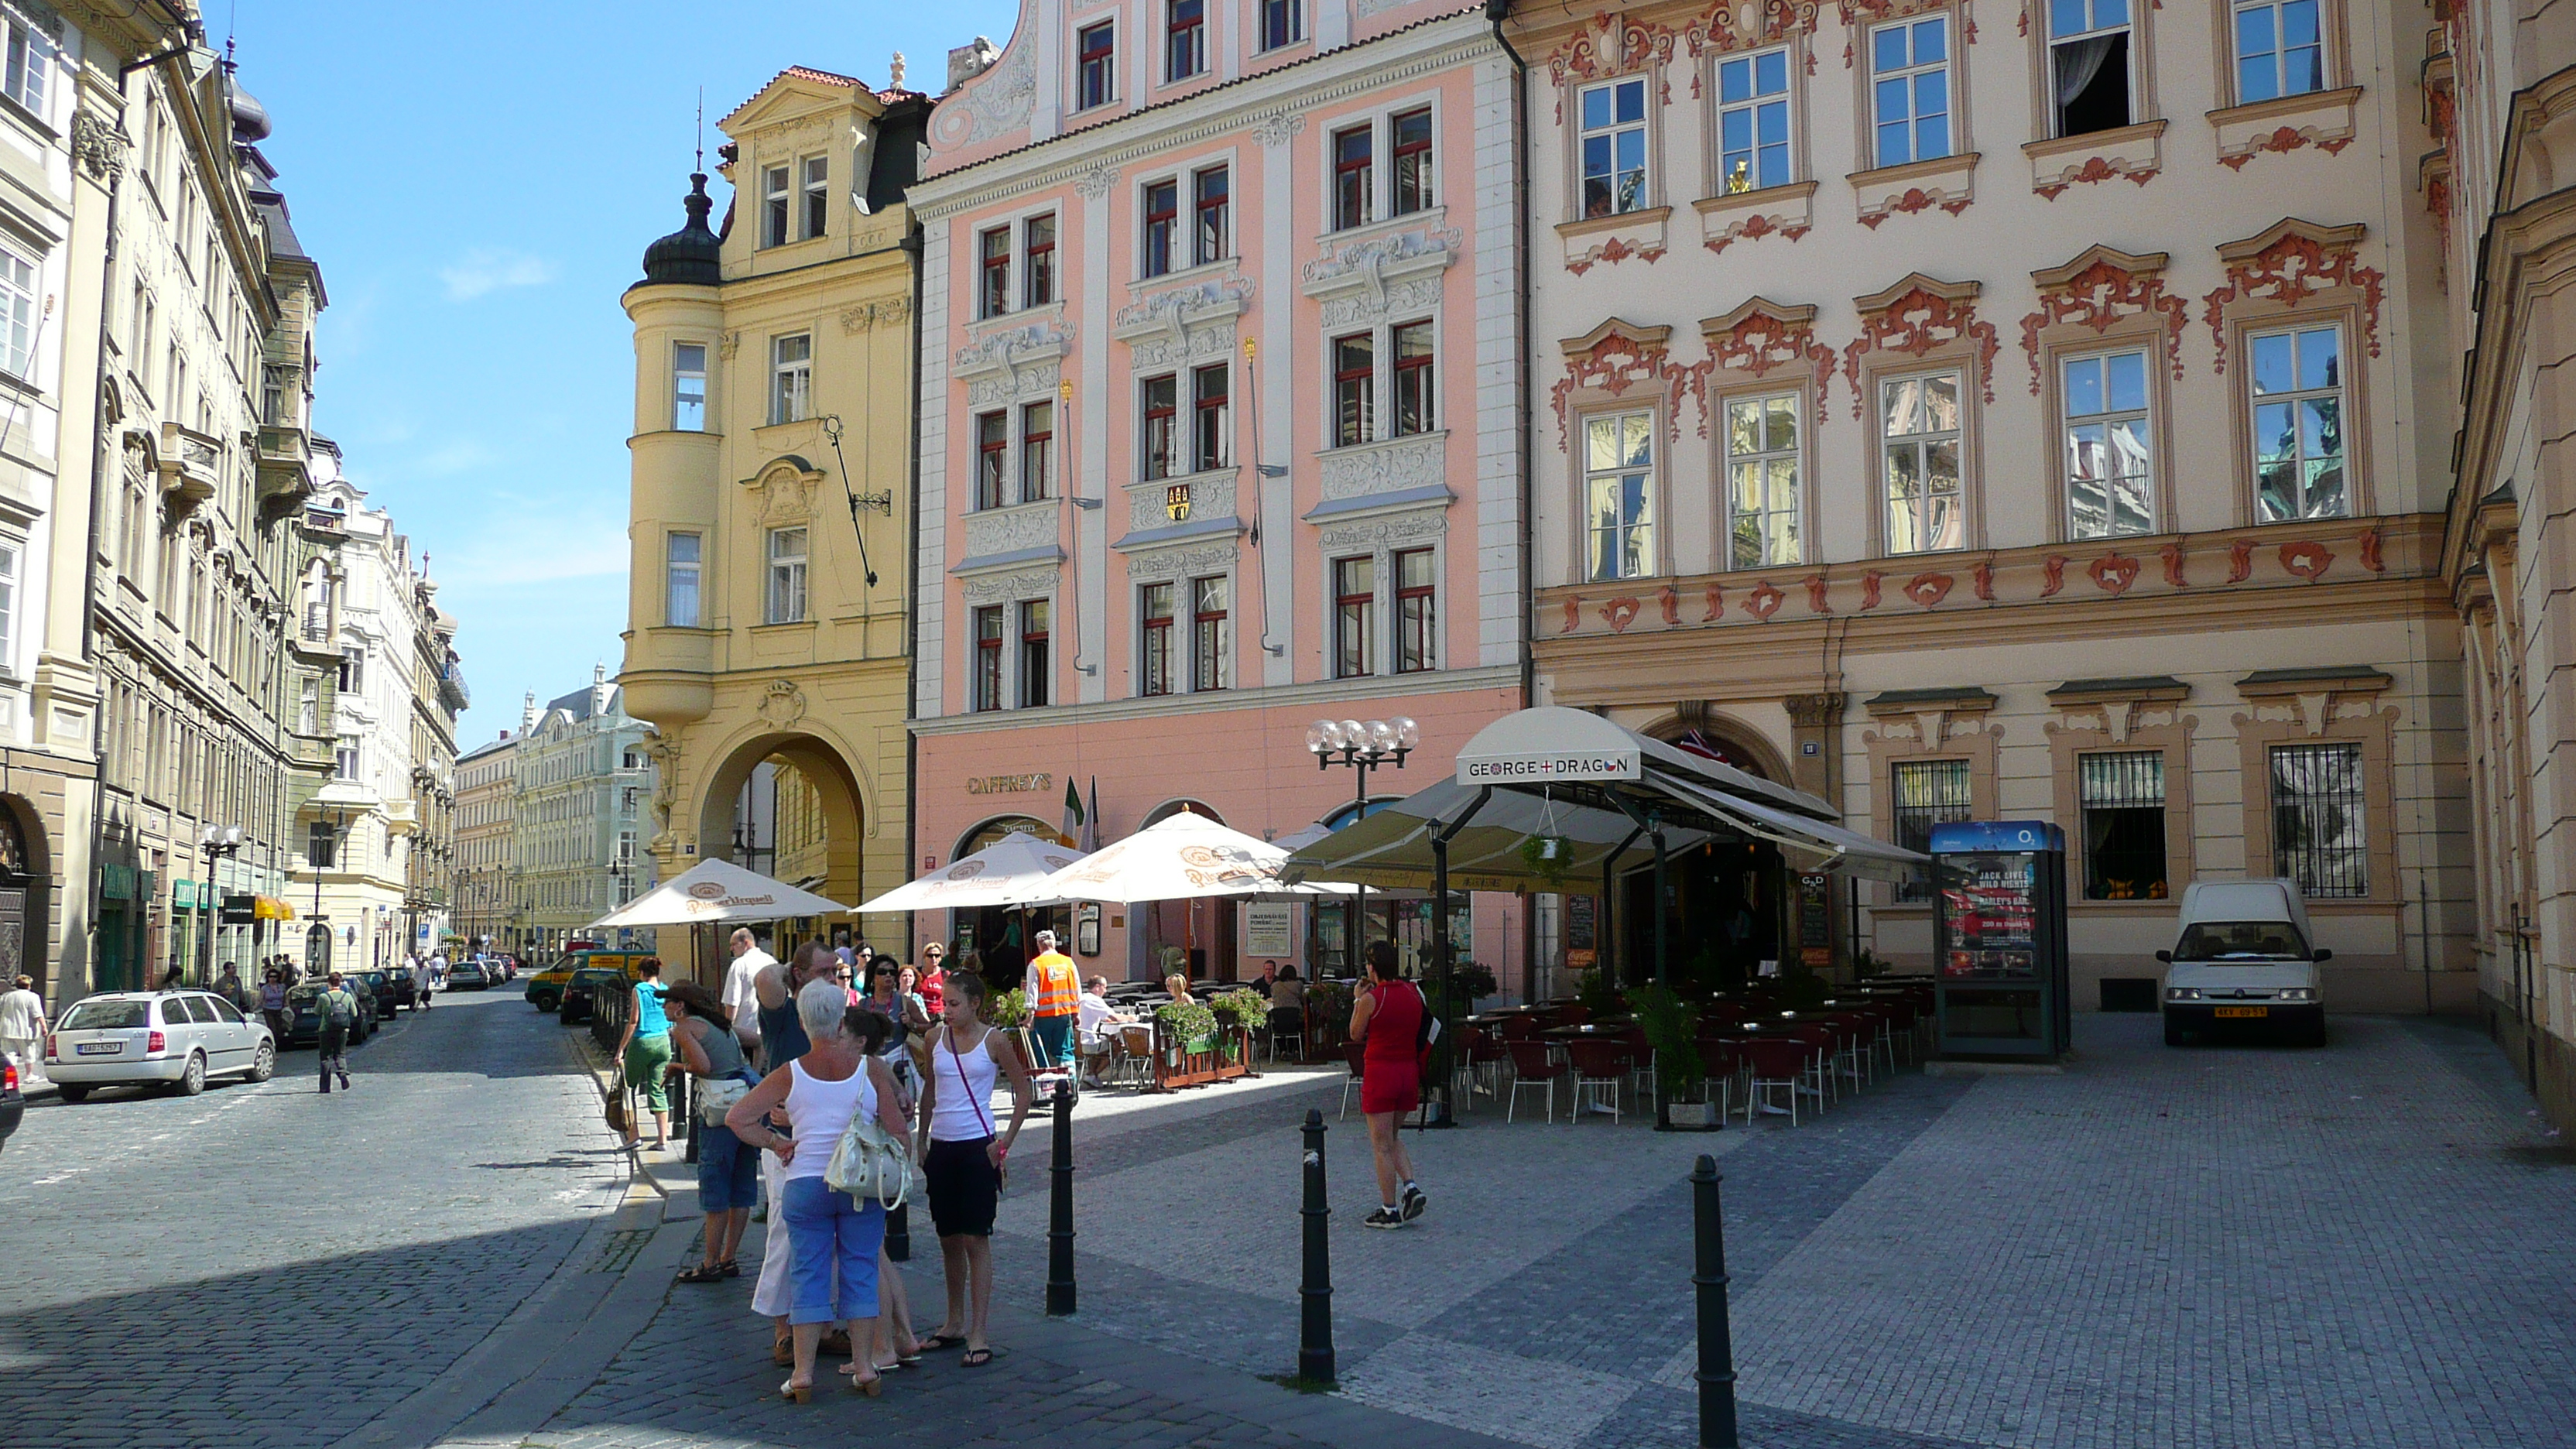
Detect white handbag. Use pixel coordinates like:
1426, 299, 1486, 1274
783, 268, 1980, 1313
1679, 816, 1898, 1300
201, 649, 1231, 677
698, 1073, 752, 1126
824, 1101, 915, 1208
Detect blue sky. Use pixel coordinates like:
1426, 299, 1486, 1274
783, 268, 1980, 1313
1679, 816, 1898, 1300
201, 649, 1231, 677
234, 1, 1017, 745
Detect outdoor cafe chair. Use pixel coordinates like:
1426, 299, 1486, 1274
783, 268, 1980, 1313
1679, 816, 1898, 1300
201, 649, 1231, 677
1740, 1037, 1813, 1125
1786, 1023, 1841, 1108
1111, 1024, 1156, 1088
1825, 1012, 1873, 1092
1266, 1006, 1307, 1064
1504, 1039, 1567, 1123
1694, 1039, 1736, 1124
1618, 1024, 1656, 1105
1339, 1041, 1368, 1119
1460, 1025, 1510, 1101
1564, 1038, 1633, 1125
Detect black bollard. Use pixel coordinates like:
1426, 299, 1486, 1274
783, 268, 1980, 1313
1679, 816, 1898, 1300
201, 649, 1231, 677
1691, 1154, 1741, 1449
1298, 1108, 1335, 1384
1046, 1081, 1077, 1316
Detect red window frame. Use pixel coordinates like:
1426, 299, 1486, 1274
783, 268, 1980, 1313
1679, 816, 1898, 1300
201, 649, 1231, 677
1142, 180, 1179, 277
1332, 332, 1373, 447
1024, 214, 1056, 307
1394, 546, 1434, 673
1020, 400, 1054, 502
979, 228, 1010, 319
1139, 582, 1176, 697
1333, 556, 1375, 678
1141, 374, 1177, 480
975, 410, 1008, 509
1333, 125, 1372, 230
1192, 363, 1228, 472
1018, 600, 1051, 708
1192, 574, 1228, 691
1392, 320, 1434, 436
1078, 22, 1116, 108
1392, 107, 1434, 215
973, 605, 1004, 711
1167, 0, 1206, 80
1194, 166, 1228, 265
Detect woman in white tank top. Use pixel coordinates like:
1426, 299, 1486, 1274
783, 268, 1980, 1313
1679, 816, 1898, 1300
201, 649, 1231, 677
911, 964, 1034, 1368
728, 978, 912, 1400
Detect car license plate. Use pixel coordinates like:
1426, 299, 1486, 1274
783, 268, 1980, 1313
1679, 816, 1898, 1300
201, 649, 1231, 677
75, 1041, 122, 1054
2213, 1006, 2268, 1019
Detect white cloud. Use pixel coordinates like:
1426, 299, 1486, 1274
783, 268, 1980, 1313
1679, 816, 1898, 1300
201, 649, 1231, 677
437, 248, 557, 301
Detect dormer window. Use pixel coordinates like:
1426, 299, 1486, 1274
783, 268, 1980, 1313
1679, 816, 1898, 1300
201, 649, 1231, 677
802, 156, 829, 239
762, 165, 791, 248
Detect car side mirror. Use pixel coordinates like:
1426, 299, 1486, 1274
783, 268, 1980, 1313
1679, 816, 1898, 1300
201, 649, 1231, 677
2311, 948, 2332, 963
2153, 950, 2171, 964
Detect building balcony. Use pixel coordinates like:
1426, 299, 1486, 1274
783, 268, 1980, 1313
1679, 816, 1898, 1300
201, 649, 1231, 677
256, 425, 315, 519
157, 422, 222, 516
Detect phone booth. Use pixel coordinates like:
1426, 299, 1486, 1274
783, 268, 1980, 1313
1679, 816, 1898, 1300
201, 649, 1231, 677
1930, 820, 2071, 1060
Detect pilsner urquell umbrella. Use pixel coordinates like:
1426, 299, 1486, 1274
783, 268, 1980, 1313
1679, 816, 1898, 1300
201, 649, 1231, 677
584, 855, 851, 930
854, 831, 1088, 913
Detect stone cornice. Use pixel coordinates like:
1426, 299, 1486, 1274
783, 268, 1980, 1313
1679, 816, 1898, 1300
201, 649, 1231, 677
909, 19, 1500, 222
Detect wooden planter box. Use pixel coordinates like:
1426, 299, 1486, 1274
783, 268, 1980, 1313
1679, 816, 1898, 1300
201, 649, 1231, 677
1153, 1026, 1256, 1091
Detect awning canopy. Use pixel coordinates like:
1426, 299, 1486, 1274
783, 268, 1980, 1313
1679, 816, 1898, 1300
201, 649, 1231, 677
587, 856, 849, 929
855, 831, 1089, 913
1284, 706, 1926, 891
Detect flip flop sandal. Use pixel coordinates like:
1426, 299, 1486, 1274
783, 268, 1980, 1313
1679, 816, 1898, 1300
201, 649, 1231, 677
676, 1264, 727, 1283
961, 1348, 995, 1368
918, 1333, 969, 1351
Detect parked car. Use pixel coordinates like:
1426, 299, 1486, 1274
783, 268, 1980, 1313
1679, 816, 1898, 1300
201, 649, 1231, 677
492, 955, 517, 981
381, 968, 418, 1012
526, 950, 651, 1012
558, 967, 632, 1026
43, 991, 278, 1099
349, 968, 404, 1019
0, 1049, 22, 1153
446, 959, 492, 990
279, 981, 379, 1048
2159, 878, 2331, 1047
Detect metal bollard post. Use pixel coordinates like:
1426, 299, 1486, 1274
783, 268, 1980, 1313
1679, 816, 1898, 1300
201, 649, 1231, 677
1046, 1081, 1077, 1316
1691, 1154, 1740, 1449
1298, 1108, 1335, 1385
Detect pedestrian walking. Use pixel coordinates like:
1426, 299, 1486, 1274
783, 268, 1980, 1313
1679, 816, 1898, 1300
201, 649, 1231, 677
258, 970, 289, 1043
1349, 941, 1428, 1228
616, 957, 675, 1153
913, 969, 1035, 1368
723, 927, 776, 1066
1022, 930, 1081, 1075
413, 952, 436, 1009
315, 972, 360, 1094
749, 943, 849, 1366
0, 975, 44, 1076
214, 964, 243, 1009
725, 978, 910, 1401
667, 983, 759, 1283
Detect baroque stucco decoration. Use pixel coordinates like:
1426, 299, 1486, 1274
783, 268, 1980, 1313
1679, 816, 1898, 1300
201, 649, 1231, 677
1841, 276, 1999, 418
953, 320, 1073, 407
1301, 227, 1456, 331
2018, 246, 2189, 392
756, 680, 809, 728
747, 457, 820, 524
932, 39, 1035, 146
1115, 276, 1253, 370
1836, 0, 1974, 67
1542, 12, 1682, 122
1685, 0, 1824, 80
2200, 218, 2383, 374
841, 297, 912, 334
71, 110, 127, 182
1701, 296, 1838, 425
1550, 319, 1712, 446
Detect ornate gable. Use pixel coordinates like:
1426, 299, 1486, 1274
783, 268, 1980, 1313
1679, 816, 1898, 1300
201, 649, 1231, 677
2201, 218, 2383, 374
2019, 246, 2188, 393
1841, 276, 1999, 416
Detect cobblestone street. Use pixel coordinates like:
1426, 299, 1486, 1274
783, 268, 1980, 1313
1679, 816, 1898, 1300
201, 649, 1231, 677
4, 999, 2572, 1449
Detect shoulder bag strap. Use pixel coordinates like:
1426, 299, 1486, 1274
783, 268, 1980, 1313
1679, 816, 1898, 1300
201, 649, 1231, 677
949, 1030, 997, 1138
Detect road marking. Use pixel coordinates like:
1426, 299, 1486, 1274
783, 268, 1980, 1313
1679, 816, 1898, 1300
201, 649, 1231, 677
29, 1166, 90, 1186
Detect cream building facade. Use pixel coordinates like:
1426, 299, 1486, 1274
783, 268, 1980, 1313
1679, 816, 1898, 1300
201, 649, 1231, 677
513, 671, 649, 954
1503, 0, 2468, 1016
453, 730, 517, 953
618, 67, 929, 972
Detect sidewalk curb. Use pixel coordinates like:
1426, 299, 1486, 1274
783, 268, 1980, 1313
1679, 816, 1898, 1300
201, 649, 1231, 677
559, 1019, 704, 1218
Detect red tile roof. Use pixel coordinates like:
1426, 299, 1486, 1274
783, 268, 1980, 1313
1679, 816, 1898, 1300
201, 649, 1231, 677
720, 64, 868, 128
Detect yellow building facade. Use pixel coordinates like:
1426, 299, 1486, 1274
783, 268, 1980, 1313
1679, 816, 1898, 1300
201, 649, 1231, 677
619, 67, 927, 975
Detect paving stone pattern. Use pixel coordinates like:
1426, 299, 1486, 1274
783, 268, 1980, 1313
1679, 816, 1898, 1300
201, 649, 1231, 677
0, 991, 629, 1449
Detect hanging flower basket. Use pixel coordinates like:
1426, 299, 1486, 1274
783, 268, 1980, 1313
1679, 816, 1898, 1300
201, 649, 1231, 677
1520, 833, 1575, 882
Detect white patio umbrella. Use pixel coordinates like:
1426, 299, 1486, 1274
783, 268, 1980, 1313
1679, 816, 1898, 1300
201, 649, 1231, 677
585, 855, 851, 930
853, 831, 1088, 913
1019, 811, 1350, 906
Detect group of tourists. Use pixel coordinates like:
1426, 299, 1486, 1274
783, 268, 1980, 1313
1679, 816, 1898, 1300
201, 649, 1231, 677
618, 926, 1036, 1400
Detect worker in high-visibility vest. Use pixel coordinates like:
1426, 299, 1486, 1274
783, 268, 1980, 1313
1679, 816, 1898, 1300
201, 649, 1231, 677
1023, 930, 1081, 1074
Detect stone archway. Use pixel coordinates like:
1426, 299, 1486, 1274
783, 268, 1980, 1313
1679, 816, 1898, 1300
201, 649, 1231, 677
690, 729, 872, 973
1643, 708, 1794, 783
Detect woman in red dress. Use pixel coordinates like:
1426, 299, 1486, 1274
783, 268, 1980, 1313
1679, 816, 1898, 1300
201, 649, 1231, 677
1348, 941, 1428, 1228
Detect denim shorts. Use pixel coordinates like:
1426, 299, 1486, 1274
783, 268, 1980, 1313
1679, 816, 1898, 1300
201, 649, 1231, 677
697, 1123, 761, 1212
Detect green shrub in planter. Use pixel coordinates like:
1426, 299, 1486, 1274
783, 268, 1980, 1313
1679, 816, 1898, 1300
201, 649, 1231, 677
1629, 982, 1705, 1098
1576, 964, 1623, 1018
1155, 998, 1219, 1053
987, 987, 1033, 1029
1449, 961, 1499, 1005
1211, 989, 1269, 1035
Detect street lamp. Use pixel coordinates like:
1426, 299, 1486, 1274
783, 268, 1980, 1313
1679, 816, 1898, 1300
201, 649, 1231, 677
200, 824, 243, 987
1306, 717, 1418, 967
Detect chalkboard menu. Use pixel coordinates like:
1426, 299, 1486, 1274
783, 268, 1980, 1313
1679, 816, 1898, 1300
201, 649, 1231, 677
1797, 872, 1831, 967
1566, 894, 1596, 951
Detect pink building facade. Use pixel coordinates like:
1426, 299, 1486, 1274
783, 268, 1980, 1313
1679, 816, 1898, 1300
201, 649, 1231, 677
909, 1, 1526, 984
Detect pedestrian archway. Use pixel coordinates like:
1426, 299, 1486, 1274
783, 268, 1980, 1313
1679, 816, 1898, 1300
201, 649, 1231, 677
692, 729, 872, 969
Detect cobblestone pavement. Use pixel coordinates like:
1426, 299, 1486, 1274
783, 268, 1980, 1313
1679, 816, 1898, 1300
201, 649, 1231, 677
0, 988, 632, 1449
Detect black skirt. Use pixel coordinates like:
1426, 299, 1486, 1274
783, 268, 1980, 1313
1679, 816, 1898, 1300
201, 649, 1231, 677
924, 1136, 999, 1238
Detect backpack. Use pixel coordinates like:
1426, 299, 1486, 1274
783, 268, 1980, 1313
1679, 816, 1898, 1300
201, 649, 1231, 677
323, 990, 355, 1028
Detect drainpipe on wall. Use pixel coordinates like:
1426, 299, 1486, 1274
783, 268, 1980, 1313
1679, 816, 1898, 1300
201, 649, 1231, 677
1488, 0, 1536, 1001
903, 222, 925, 957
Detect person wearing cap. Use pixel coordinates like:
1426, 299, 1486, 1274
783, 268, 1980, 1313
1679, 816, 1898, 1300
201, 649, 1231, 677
1021, 930, 1081, 1074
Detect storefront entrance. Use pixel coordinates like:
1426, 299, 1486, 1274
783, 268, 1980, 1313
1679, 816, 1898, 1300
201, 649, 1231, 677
949, 814, 1069, 988
1610, 723, 1793, 991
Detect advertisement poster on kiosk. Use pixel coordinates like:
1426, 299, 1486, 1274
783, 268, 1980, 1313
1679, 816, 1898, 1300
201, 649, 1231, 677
1930, 821, 2071, 1059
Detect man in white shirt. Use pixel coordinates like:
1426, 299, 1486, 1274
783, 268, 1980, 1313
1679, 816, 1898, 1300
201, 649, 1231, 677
721, 927, 776, 1064
413, 954, 437, 1009
0, 975, 44, 1080
1074, 976, 1134, 1090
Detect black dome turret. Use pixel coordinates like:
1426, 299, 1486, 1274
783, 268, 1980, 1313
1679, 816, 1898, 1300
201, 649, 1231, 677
639, 173, 721, 287
230, 86, 272, 142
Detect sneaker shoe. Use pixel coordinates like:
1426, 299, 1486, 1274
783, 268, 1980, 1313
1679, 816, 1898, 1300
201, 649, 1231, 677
1363, 1208, 1405, 1230
338, 1073, 352, 1090
1400, 1185, 1427, 1221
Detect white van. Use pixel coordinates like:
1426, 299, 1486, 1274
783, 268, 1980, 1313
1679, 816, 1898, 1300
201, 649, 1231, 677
2156, 879, 2330, 1046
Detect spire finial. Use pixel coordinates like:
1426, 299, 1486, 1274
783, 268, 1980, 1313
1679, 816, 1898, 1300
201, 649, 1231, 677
694, 86, 704, 173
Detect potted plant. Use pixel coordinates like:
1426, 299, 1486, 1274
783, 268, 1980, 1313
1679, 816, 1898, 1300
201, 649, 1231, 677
1449, 960, 1499, 1009
1155, 997, 1220, 1060
1630, 981, 1717, 1129
986, 986, 1039, 1068
1211, 989, 1267, 1064
1576, 963, 1623, 1021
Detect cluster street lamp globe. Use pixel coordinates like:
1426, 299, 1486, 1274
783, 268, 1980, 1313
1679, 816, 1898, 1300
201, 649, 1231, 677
1304, 715, 1419, 972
